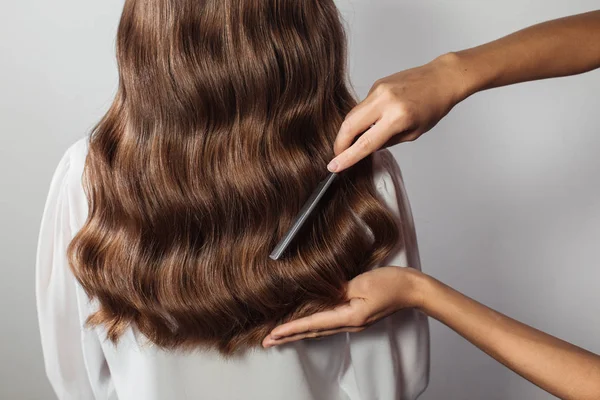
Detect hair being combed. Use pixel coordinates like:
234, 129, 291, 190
67, 0, 400, 356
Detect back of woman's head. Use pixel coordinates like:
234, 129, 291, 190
68, 0, 400, 355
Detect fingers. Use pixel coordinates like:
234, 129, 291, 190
333, 96, 380, 156
263, 326, 364, 348
328, 117, 396, 173
269, 305, 353, 340
262, 298, 372, 349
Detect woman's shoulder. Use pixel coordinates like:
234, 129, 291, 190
62, 136, 89, 175
51, 136, 90, 229
371, 148, 405, 195
58, 136, 89, 193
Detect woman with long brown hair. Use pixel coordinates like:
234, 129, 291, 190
35, 1, 429, 399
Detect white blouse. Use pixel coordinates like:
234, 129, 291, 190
36, 137, 430, 400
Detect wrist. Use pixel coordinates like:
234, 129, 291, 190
396, 267, 432, 310
432, 51, 487, 102
407, 269, 441, 315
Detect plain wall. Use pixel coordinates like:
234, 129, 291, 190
1, 1, 598, 399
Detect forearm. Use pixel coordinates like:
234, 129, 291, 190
441, 10, 600, 100
417, 274, 600, 400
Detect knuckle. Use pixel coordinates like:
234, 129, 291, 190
388, 103, 411, 122
402, 104, 417, 122
341, 118, 352, 132
355, 135, 373, 151
372, 79, 384, 91
373, 80, 392, 97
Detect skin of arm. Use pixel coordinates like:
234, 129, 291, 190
327, 10, 600, 173
263, 267, 600, 400
456, 9, 600, 97
419, 272, 600, 400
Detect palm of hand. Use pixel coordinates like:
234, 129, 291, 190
262, 266, 420, 348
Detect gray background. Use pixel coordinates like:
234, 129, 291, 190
1, 0, 598, 399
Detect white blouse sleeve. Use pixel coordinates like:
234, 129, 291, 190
374, 149, 422, 271
347, 150, 429, 400
35, 143, 114, 400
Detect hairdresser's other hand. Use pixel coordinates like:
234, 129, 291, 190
262, 266, 424, 347
327, 54, 469, 173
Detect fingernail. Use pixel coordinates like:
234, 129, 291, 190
327, 159, 339, 173
271, 335, 280, 340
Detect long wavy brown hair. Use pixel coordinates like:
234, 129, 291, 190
67, 0, 400, 355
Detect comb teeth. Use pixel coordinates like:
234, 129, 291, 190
269, 172, 339, 260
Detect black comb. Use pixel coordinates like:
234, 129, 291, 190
269, 172, 339, 260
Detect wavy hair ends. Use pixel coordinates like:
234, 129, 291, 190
67, 0, 400, 356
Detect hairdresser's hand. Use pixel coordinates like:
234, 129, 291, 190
329, 10, 600, 173
327, 54, 469, 173
262, 266, 424, 347
264, 265, 600, 400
